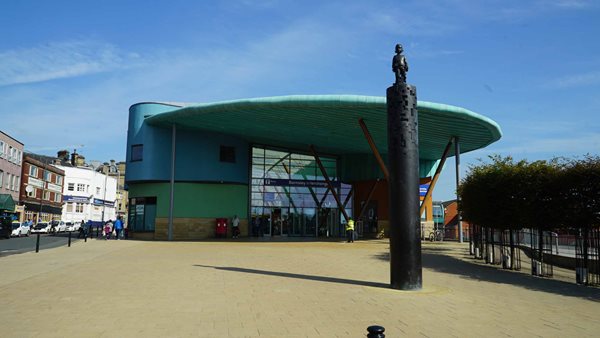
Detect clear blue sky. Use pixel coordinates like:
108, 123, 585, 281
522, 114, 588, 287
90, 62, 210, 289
1, 0, 599, 201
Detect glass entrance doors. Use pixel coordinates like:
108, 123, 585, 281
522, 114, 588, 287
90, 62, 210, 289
250, 146, 352, 238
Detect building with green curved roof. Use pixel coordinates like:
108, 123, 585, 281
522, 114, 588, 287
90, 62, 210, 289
125, 95, 501, 240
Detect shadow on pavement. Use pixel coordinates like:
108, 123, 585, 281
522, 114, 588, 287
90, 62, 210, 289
374, 248, 600, 302
194, 264, 389, 289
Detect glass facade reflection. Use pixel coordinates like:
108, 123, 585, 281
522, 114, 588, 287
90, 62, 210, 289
250, 146, 352, 237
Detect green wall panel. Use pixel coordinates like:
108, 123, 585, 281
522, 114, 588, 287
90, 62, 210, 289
128, 183, 248, 218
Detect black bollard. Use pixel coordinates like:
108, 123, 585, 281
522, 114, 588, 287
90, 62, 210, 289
387, 82, 422, 290
68, 231, 72, 247
35, 233, 40, 253
367, 325, 385, 338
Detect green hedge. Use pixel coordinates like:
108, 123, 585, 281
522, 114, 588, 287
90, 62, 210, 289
458, 155, 600, 230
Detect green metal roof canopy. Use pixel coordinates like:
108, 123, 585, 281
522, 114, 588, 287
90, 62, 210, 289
146, 95, 502, 160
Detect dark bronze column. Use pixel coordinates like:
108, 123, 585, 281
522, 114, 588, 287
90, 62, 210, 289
387, 80, 422, 290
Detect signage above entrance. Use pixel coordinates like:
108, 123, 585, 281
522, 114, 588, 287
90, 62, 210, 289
264, 178, 341, 188
419, 184, 430, 197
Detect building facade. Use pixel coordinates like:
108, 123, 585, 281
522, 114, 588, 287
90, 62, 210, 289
125, 96, 502, 241
0, 131, 24, 209
442, 199, 471, 241
96, 160, 128, 221
56, 165, 117, 224
20, 154, 65, 223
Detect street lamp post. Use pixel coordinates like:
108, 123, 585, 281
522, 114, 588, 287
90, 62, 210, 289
38, 164, 46, 223
100, 164, 119, 224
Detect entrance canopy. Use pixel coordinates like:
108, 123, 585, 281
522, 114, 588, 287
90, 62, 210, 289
0, 194, 15, 211
146, 95, 502, 160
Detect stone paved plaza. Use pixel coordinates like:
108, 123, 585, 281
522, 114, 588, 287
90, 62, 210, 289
1, 238, 599, 337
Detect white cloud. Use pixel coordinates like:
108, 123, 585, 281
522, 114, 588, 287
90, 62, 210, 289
0, 40, 144, 86
544, 71, 600, 89
0, 19, 352, 160
482, 133, 600, 158
552, 0, 594, 9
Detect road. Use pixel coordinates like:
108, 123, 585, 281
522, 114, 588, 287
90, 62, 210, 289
0, 231, 100, 257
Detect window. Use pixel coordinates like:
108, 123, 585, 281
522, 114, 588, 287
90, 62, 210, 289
8, 146, 13, 162
17, 150, 22, 165
131, 144, 143, 162
44, 170, 51, 181
75, 203, 84, 213
129, 197, 157, 231
0, 170, 3, 188
66, 203, 73, 212
54, 193, 62, 203
56, 176, 63, 185
0, 141, 4, 158
15, 176, 19, 192
29, 165, 38, 177
68, 183, 74, 191
27, 187, 37, 198
77, 184, 85, 192
43, 190, 50, 200
220, 146, 236, 163
6, 173, 11, 189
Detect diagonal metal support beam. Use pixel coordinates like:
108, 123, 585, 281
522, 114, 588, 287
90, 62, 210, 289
266, 153, 290, 174
318, 187, 331, 208
342, 187, 353, 209
359, 118, 389, 181
283, 162, 320, 205
419, 138, 453, 217
309, 145, 349, 223
358, 179, 380, 220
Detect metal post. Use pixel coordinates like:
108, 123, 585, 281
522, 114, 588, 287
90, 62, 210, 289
38, 164, 46, 223
387, 82, 421, 290
68, 231, 72, 247
116, 168, 120, 218
454, 136, 463, 243
101, 170, 108, 223
35, 233, 40, 253
168, 124, 177, 241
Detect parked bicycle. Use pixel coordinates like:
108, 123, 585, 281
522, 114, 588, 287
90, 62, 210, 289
428, 228, 444, 241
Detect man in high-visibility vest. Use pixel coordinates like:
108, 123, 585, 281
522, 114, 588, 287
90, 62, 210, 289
346, 218, 355, 243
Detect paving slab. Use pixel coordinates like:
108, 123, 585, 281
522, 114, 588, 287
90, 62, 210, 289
1, 238, 599, 337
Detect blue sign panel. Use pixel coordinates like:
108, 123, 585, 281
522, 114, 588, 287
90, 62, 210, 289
419, 184, 430, 197
264, 178, 340, 188
93, 198, 115, 207
63, 195, 90, 203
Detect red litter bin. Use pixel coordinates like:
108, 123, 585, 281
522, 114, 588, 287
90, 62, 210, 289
215, 218, 227, 238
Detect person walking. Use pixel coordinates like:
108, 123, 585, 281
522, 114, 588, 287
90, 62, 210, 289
232, 215, 240, 238
114, 216, 124, 240
346, 218, 355, 243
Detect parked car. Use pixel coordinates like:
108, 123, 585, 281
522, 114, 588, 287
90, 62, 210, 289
65, 221, 81, 232
31, 222, 51, 234
50, 220, 67, 233
11, 222, 31, 237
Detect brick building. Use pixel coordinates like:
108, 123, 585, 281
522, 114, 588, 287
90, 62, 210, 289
19, 154, 65, 223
